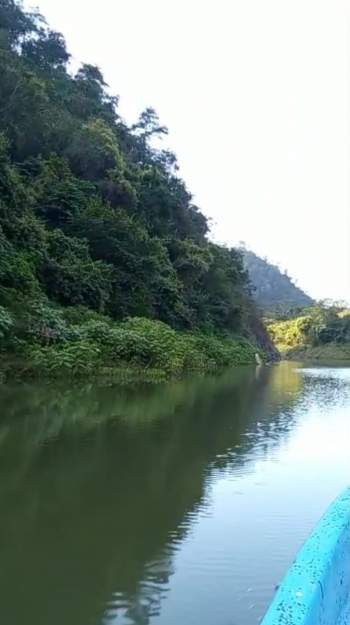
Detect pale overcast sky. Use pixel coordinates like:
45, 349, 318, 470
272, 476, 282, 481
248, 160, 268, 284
26, 0, 350, 302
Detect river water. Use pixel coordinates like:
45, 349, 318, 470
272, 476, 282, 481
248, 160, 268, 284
0, 362, 349, 625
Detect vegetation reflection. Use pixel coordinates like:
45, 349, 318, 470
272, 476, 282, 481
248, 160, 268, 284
0, 364, 303, 625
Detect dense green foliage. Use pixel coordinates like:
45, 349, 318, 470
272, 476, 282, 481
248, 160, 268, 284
29, 315, 258, 380
0, 1, 275, 378
242, 248, 313, 315
267, 304, 350, 358
0, 303, 259, 380
2, 304, 256, 381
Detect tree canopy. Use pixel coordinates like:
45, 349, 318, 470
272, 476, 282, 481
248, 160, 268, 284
0, 0, 256, 333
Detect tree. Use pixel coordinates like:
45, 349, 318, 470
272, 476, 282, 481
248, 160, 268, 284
22, 30, 70, 70
0, 0, 266, 364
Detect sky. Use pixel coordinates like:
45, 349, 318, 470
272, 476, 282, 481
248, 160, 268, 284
25, 0, 350, 302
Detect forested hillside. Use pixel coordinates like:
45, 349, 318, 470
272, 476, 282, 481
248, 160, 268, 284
0, 0, 276, 379
242, 249, 313, 315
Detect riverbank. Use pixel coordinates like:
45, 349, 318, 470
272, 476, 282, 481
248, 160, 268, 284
283, 343, 350, 362
0, 312, 268, 383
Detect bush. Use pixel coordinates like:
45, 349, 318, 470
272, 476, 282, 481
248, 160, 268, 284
62, 306, 111, 326
78, 319, 114, 343
2, 303, 259, 379
26, 302, 68, 344
31, 340, 101, 377
67, 317, 259, 378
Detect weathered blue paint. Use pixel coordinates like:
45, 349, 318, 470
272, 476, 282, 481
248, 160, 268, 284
260, 488, 350, 625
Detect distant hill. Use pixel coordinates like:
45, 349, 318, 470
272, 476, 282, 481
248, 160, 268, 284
242, 249, 314, 314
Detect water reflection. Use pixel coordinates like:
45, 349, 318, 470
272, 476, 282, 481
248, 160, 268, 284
0, 363, 348, 625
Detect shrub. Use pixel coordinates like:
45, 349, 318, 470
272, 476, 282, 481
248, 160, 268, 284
78, 319, 114, 343
31, 340, 101, 377
2, 304, 258, 379
26, 302, 68, 344
62, 306, 111, 326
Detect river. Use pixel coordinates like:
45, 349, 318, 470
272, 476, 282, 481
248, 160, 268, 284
0, 362, 349, 625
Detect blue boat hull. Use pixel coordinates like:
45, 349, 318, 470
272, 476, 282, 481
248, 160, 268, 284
261, 488, 350, 625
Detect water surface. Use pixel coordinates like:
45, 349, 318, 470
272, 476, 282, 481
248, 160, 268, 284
0, 362, 349, 625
